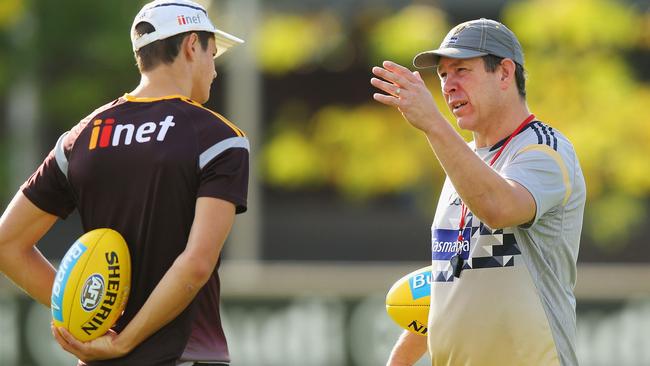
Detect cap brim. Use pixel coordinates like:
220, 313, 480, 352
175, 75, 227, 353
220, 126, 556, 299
413, 48, 488, 69
214, 29, 244, 58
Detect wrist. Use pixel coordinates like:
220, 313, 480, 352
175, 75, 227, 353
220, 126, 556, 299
420, 111, 450, 135
421, 118, 451, 142
113, 330, 136, 356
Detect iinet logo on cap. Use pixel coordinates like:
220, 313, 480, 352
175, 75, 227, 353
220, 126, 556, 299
88, 116, 175, 150
177, 14, 203, 26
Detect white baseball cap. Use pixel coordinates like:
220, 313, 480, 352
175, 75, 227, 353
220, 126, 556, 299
130, 0, 244, 58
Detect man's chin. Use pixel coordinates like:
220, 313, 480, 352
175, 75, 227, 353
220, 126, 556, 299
456, 116, 471, 130
457, 118, 482, 135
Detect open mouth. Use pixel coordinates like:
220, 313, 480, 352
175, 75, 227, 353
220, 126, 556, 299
452, 101, 468, 112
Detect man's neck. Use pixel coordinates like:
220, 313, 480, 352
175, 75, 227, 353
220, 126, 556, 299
130, 64, 192, 99
473, 104, 531, 148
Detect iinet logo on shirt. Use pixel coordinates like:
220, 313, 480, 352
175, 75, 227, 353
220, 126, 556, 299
88, 115, 175, 150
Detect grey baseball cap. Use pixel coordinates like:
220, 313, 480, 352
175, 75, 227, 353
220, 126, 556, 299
413, 18, 524, 69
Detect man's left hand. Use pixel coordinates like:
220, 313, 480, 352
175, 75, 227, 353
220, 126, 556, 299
51, 323, 129, 362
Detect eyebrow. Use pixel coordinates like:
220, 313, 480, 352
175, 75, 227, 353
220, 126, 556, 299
437, 59, 467, 74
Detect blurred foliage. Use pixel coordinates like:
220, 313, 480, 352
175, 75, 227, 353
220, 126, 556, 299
263, 102, 327, 187
0, 0, 29, 203
0, 1, 141, 202
0, 0, 26, 96
510, 0, 640, 50
263, 103, 436, 199
261, 0, 650, 248
505, 0, 650, 247
260, 3, 462, 201
35, 2, 141, 134
0, 0, 24, 29
367, 5, 448, 66
255, 11, 347, 74
586, 193, 647, 248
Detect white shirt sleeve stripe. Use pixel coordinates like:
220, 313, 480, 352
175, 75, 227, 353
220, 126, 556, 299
54, 132, 70, 179
199, 136, 249, 170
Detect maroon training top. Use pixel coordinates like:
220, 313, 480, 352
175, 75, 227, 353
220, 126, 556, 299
22, 94, 249, 366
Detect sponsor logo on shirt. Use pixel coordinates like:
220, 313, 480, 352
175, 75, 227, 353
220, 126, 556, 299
88, 115, 175, 150
432, 228, 471, 261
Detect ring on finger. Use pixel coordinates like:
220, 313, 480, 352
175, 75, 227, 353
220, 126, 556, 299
395, 88, 401, 96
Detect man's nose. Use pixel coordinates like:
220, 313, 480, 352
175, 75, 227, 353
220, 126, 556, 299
442, 77, 456, 95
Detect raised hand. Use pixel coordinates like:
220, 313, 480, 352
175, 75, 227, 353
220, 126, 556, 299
371, 61, 445, 133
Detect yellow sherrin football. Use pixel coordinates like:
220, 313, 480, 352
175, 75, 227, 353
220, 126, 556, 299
51, 228, 131, 341
385, 266, 431, 336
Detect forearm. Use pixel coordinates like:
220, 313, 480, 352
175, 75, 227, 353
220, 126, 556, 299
0, 192, 58, 306
423, 121, 523, 228
0, 246, 56, 306
113, 252, 210, 353
113, 197, 235, 354
387, 330, 427, 366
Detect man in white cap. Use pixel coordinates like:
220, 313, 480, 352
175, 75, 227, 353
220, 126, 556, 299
371, 19, 585, 365
0, 1, 247, 365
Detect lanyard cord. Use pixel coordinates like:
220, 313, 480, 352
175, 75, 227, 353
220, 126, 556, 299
457, 113, 535, 243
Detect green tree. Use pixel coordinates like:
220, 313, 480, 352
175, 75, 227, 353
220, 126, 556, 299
505, 0, 650, 247
254, 11, 347, 74
261, 4, 456, 202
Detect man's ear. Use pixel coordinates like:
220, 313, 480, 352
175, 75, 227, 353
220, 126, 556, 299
499, 58, 516, 89
182, 33, 200, 61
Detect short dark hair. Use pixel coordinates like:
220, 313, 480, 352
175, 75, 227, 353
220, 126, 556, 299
482, 54, 526, 99
133, 22, 213, 72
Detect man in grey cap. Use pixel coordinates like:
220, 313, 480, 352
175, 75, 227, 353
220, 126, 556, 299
371, 19, 585, 365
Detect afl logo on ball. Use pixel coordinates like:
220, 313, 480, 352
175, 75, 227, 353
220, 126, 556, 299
81, 274, 105, 312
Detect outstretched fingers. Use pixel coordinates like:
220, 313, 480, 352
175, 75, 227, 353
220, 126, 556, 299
383, 61, 419, 84
372, 65, 407, 87
371, 61, 431, 112
370, 77, 401, 98
373, 92, 400, 107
